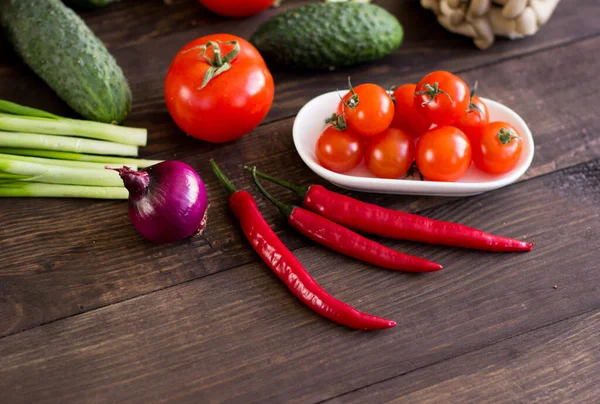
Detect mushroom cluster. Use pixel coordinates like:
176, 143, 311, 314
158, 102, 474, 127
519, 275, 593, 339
421, 0, 561, 49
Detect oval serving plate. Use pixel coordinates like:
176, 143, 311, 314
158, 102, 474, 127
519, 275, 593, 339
293, 91, 534, 197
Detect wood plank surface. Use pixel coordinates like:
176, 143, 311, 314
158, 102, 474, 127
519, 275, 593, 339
0, 158, 599, 403
1, 1, 600, 401
327, 310, 600, 403
1, 0, 598, 126
2, 34, 600, 338
113, 0, 600, 126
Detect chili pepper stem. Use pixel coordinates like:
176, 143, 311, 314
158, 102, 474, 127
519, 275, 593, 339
251, 167, 294, 217
243, 166, 309, 200
210, 160, 236, 195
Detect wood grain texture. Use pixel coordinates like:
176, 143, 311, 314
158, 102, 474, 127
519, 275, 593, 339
0, 159, 599, 403
327, 310, 600, 403
1, 2, 600, 401
0, 0, 598, 126
1, 34, 599, 338
116, 0, 600, 127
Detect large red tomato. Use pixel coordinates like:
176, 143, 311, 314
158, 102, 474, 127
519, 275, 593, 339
164, 34, 274, 143
198, 0, 275, 18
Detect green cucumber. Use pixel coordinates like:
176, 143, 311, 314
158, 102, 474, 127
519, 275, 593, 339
250, 3, 403, 69
0, 0, 132, 124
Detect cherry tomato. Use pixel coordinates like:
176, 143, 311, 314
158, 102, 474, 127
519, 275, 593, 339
414, 71, 470, 126
391, 84, 430, 137
316, 126, 363, 173
164, 34, 274, 143
198, 0, 274, 18
341, 83, 394, 137
474, 121, 522, 174
454, 95, 489, 145
365, 128, 414, 179
416, 126, 472, 182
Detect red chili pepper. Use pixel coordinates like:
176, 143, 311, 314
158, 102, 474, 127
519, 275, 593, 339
211, 161, 395, 330
250, 168, 533, 253
251, 168, 442, 272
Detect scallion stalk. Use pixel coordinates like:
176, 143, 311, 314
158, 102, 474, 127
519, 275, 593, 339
0, 173, 30, 179
0, 148, 160, 168
0, 100, 60, 119
0, 153, 137, 170
0, 131, 138, 156
0, 182, 128, 199
0, 159, 123, 186
0, 113, 147, 146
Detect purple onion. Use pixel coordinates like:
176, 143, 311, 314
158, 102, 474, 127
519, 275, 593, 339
113, 161, 208, 244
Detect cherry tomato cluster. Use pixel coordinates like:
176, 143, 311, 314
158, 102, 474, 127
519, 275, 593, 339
316, 71, 523, 182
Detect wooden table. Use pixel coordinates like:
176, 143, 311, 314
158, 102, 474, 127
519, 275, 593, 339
1, 1, 599, 402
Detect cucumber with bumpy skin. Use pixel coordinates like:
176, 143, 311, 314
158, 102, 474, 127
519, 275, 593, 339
0, 0, 132, 124
250, 3, 403, 69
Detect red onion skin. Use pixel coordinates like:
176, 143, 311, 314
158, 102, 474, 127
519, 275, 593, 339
116, 161, 208, 244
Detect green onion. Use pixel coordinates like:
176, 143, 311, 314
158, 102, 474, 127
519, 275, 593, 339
0, 182, 128, 199
0, 173, 30, 179
0, 159, 123, 186
0, 148, 160, 168
0, 113, 147, 146
0, 100, 60, 119
0, 100, 146, 146
0, 100, 154, 201
0, 153, 137, 170
0, 131, 138, 156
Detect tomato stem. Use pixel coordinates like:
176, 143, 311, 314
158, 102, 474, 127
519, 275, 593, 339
387, 85, 397, 104
182, 40, 240, 89
470, 80, 479, 98
498, 128, 519, 145
415, 82, 452, 106
405, 162, 424, 181
325, 113, 337, 125
344, 77, 360, 109
467, 81, 486, 120
251, 167, 294, 217
329, 113, 348, 131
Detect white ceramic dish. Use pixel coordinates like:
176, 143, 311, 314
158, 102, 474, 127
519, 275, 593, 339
293, 91, 534, 196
